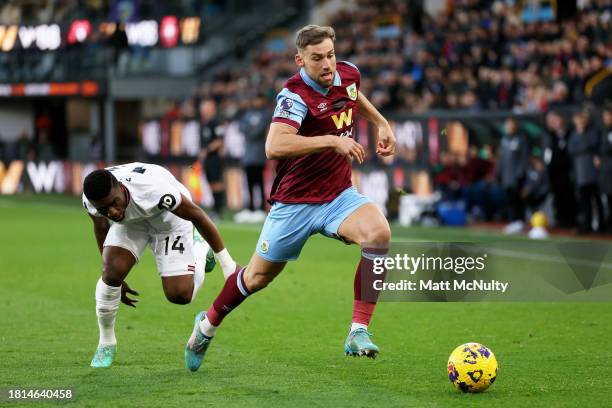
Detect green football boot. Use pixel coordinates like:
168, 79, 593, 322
344, 328, 379, 358
193, 228, 216, 273
90, 344, 117, 368
205, 248, 216, 273
185, 311, 214, 372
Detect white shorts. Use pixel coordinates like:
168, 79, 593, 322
104, 220, 201, 277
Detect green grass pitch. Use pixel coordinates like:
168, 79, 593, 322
1, 195, 611, 407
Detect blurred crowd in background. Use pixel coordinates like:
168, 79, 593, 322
196, 0, 611, 118
1, 0, 612, 235
0, 0, 207, 23
187, 0, 612, 233
432, 105, 612, 234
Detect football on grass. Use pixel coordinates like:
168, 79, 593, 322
447, 342, 498, 393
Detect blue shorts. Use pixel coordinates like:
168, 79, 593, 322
256, 186, 371, 262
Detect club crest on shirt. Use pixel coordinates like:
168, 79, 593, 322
346, 83, 357, 100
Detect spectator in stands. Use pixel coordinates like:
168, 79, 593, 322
433, 152, 464, 201
186, 0, 612, 116
548, 81, 570, 108
198, 99, 225, 220
5, 0, 610, 112
463, 145, 495, 220
238, 93, 270, 217
597, 103, 612, 232
463, 145, 501, 221
521, 148, 549, 216
108, 21, 129, 74
496, 118, 529, 234
543, 110, 576, 227
569, 109, 604, 233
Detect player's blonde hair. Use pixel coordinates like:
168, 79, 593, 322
295, 25, 335, 52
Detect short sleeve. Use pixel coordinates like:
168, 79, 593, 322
340, 60, 361, 89
151, 183, 182, 212
153, 186, 181, 211
271, 88, 308, 129
342, 60, 360, 74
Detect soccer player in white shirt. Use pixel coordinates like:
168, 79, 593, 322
82, 162, 239, 368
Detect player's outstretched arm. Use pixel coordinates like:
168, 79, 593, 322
172, 194, 226, 252
357, 91, 396, 157
266, 123, 365, 163
89, 214, 110, 255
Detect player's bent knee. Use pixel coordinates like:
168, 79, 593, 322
363, 222, 391, 246
162, 275, 194, 305
164, 283, 193, 305
101, 247, 136, 285
102, 262, 129, 286
166, 291, 192, 305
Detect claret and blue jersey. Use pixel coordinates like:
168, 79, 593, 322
269, 61, 362, 204
256, 61, 370, 262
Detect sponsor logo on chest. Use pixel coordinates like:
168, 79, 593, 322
331, 108, 353, 130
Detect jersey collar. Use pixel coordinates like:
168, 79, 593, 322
299, 67, 341, 95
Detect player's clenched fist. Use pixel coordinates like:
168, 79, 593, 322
332, 137, 365, 164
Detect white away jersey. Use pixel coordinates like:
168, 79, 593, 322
82, 162, 191, 232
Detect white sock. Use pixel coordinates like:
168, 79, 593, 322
214, 248, 236, 280
95, 278, 121, 346
198, 316, 218, 338
350, 323, 368, 333
191, 240, 208, 301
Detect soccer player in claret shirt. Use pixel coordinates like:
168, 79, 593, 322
185, 25, 396, 371
82, 162, 239, 368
